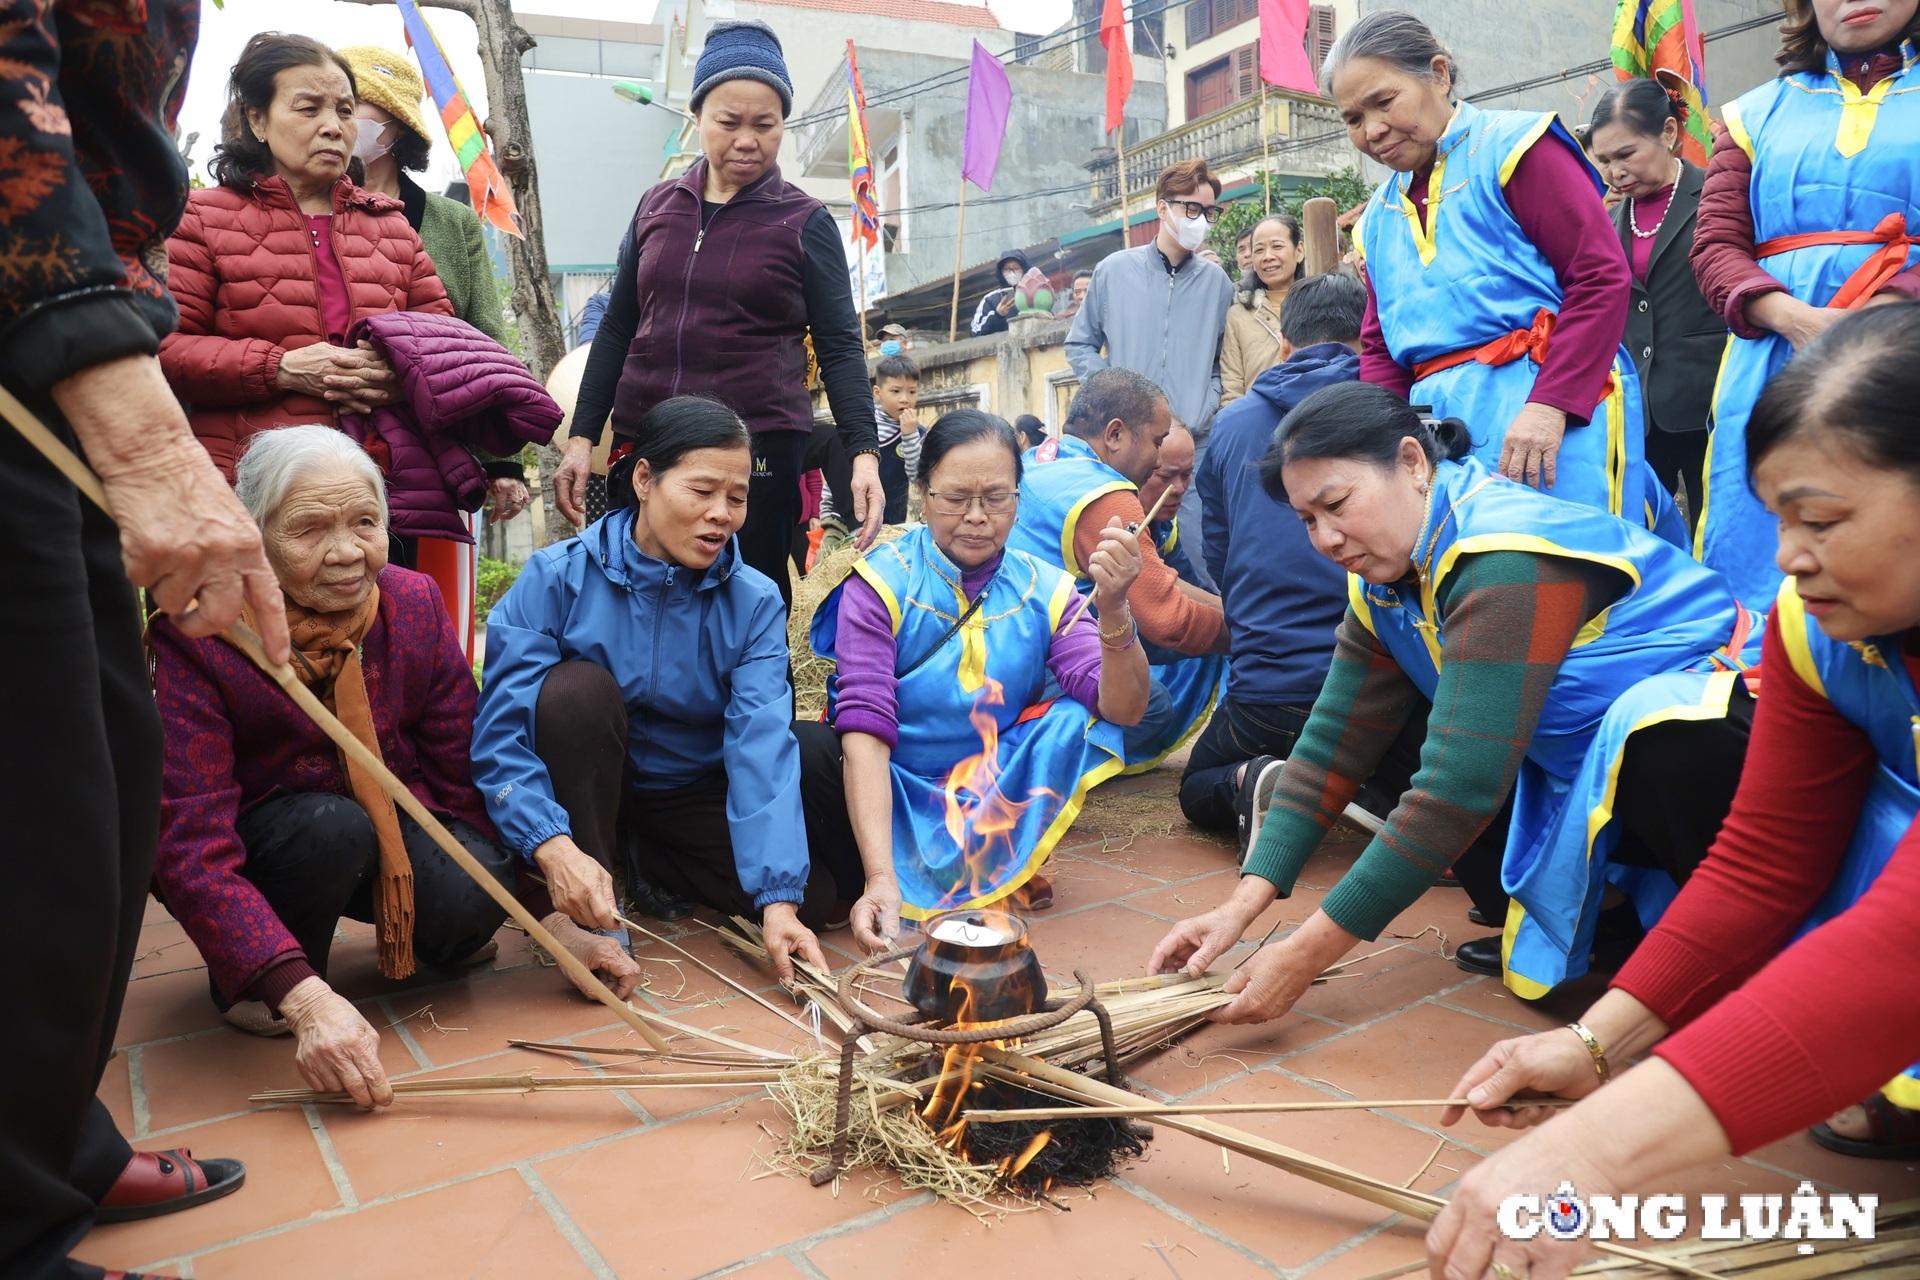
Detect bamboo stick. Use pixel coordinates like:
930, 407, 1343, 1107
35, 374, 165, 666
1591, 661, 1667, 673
976, 1050, 1721, 1280
1302, 195, 1341, 276
947, 180, 968, 344
251, 1069, 787, 1105
0, 394, 677, 1056
618, 913, 827, 1047
507, 1039, 772, 1068
963, 1097, 1578, 1123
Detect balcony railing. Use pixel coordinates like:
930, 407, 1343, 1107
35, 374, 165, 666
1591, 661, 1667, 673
1087, 90, 1348, 208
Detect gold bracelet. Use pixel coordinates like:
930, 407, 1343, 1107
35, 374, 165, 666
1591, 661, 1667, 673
1566, 1021, 1611, 1084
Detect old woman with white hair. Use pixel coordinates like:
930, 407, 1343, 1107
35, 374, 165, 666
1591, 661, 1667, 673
151, 425, 518, 1109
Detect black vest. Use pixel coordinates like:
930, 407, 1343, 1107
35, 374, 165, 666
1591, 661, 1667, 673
1614, 162, 1726, 436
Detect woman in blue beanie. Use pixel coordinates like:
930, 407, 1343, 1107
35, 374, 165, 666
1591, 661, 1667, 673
558, 19, 885, 605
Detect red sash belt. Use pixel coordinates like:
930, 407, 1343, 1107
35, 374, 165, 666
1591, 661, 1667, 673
1411, 308, 1616, 400
1755, 212, 1920, 311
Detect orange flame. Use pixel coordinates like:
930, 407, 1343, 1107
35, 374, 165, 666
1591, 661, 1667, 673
1003, 1129, 1053, 1179
936, 678, 1059, 910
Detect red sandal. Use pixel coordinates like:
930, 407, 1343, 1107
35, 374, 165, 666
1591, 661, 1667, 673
96, 1147, 246, 1224
1809, 1094, 1920, 1161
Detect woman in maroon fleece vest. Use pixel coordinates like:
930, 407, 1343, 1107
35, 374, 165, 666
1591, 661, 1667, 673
556, 20, 884, 603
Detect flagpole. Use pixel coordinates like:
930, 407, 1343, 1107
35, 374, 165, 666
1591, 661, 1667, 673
1260, 83, 1273, 214
858, 236, 870, 346
947, 180, 968, 344
1113, 125, 1131, 251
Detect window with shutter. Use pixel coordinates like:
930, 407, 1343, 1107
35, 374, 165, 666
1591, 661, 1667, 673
1186, 1, 1210, 44
1233, 42, 1257, 101
1307, 4, 1338, 76
1236, 0, 1261, 25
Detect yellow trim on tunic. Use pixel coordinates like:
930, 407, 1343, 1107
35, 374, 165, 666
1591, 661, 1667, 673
852, 559, 902, 634
1352, 209, 1368, 265
1348, 575, 1377, 635
1601, 365, 1628, 519
1396, 150, 1447, 268
1499, 668, 1741, 998
1884, 1073, 1920, 1109
1773, 577, 1829, 698
1693, 334, 1739, 561
1117, 675, 1222, 777
1498, 113, 1559, 186
1061, 481, 1135, 578
1721, 99, 1755, 161
1435, 533, 1643, 651
898, 718, 1127, 920
1835, 71, 1897, 158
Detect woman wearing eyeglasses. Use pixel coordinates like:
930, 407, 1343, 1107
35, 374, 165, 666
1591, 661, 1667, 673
799, 410, 1151, 932
1331, 12, 1669, 532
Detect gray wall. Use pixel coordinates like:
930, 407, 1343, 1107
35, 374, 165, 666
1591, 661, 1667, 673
872, 53, 1168, 295
522, 68, 677, 272
1361, 0, 1781, 122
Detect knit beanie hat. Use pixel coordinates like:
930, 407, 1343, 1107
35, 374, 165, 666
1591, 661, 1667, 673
337, 46, 431, 145
690, 20, 794, 118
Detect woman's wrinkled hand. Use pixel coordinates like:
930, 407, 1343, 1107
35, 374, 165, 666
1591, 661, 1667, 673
1212, 936, 1319, 1025
1439, 1027, 1606, 1131
540, 911, 643, 1001
848, 451, 885, 551
1147, 902, 1254, 978
1427, 1123, 1616, 1280
533, 835, 618, 930
280, 976, 393, 1109
320, 342, 399, 414
848, 875, 902, 953
487, 476, 531, 522
553, 436, 594, 528
1498, 402, 1568, 490
761, 902, 827, 987
1087, 515, 1143, 606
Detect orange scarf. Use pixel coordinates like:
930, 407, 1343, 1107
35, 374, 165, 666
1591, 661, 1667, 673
250, 587, 416, 979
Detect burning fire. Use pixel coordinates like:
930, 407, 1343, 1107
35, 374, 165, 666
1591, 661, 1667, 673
918, 976, 1056, 1186
935, 678, 1059, 911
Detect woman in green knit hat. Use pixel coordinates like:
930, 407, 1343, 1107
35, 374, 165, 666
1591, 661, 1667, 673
339, 44, 529, 524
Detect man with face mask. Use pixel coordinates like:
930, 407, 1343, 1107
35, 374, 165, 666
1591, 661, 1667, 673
1066, 159, 1236, 590
969, 250, 1034, 338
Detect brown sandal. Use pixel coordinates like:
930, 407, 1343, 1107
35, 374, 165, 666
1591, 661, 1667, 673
1809, 1093, 1920, 1160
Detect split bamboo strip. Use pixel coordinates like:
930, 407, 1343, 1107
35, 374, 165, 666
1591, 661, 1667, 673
251, 1068, 787, 1105
963, 1097, 1578, 1123
506, 1039, 772, 1068
0, 393, 679, 1057
977, 1050, 1721, 1280
618, 913, 829, 1047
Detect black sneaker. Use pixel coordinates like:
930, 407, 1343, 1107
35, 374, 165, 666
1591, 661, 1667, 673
1234, 756, 1286, 868
627, 876, 696, 922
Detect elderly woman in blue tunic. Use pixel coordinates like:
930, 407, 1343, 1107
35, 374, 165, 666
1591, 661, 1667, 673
1333, 11, 1672, 535
802, 410, 1150, 935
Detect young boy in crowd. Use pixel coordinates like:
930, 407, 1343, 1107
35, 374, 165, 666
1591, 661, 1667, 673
817, 355, 923, 559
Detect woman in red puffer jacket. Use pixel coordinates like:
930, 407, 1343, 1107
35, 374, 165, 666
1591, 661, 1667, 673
160, 33, 452, 480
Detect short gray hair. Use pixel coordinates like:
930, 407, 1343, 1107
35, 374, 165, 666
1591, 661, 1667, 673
1321, 10, 1460, 96
234, 425, 387, 527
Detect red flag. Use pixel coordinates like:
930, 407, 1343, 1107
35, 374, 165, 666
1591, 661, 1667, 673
1259, 0, 1318, 95
1101, 0, 1132, 136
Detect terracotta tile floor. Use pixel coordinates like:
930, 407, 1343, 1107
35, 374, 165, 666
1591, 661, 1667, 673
81, 767, 1916, 1279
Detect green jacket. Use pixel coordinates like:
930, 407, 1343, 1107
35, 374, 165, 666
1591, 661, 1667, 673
408, 177, 507, 345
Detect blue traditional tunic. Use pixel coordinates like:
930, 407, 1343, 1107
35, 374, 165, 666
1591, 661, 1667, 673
1356, 102, 1670, 535
1349, 458, 1760, 996
811, 525, 1125, 919
1772, 579, 1920, 1108
1696, 42, 1920, 609
1009, 436, 1222, 772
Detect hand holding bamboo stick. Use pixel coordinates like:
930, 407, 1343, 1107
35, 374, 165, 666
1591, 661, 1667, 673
963, 1096, 1580, 1124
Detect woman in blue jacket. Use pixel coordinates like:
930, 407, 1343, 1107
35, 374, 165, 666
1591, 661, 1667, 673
472, 398, 879, 987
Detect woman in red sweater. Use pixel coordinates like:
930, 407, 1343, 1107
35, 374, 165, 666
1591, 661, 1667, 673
1427, 303, 1920, 1280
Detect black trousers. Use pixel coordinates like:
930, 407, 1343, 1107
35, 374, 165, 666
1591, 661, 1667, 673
1180, 692, 1515, 925
740, 430, 810, 609
229, 793, 512, 993
1646, 429, 1711, 532
530, 662, 862, 926
0, 410, 155, 1279
1608, 679, 1755, 886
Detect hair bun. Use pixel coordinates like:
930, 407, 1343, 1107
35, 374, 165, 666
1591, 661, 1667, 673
1652, 68, 1692, 123
1425, 415, 1473, 462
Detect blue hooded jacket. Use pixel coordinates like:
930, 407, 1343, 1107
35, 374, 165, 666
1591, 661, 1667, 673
471, 508, 808, 909
1196, 343, 1357, 707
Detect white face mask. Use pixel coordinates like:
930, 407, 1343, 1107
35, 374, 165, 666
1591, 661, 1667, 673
1002, 268, 1023, 286
352, 127, 391, 165
1169, 211, 1209, 253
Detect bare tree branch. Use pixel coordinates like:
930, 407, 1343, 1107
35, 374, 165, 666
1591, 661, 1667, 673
337, 0, 480, 16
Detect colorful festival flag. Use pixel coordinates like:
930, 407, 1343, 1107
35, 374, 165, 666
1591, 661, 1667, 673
960, 40, 1012, 193
1610, 0, 1712, 166
846, 40, 881, 252
394, 0, 522, 238
1100, 0, 1133, 137
1258, 0, 1319, 96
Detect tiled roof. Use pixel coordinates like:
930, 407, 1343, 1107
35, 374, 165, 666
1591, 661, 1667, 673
750, 0, 1003, 29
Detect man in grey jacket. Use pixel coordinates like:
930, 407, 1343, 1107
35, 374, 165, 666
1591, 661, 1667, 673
1066, 157, 1235, 588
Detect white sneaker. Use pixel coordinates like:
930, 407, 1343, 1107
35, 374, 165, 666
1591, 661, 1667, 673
1236, 756, 1288, 868
222, 1000, 291, 1037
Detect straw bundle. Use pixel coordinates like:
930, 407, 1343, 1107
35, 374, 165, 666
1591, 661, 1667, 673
1569, 1200, 1920, 1277
787, 526, 908, 720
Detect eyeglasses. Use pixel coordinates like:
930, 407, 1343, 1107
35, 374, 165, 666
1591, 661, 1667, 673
926, 490, 1018, 516
1164, 198, 1222, 223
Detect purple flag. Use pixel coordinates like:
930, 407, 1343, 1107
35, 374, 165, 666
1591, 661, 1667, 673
961, 40, 1012, 192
